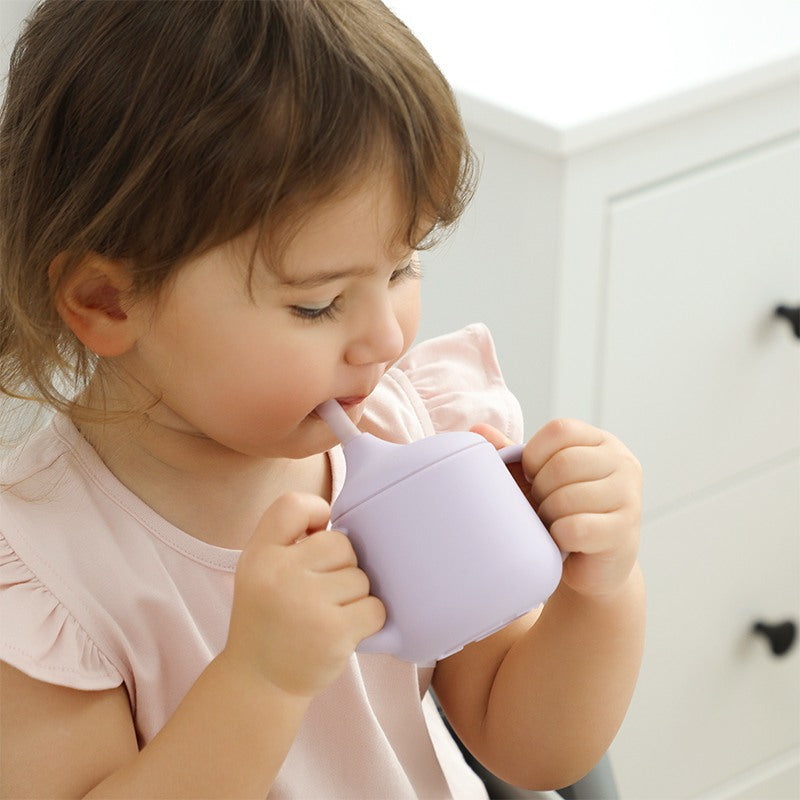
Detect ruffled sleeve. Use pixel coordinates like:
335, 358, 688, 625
364, 324, 524, 444
0, 534, 123, 690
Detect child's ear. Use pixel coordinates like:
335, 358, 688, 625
50, 253, 138, 357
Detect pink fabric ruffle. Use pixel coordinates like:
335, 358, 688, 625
0, 536, 122, 689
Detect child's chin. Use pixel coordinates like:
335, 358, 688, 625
283, 419, 339, 458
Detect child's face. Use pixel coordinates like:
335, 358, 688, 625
123, 170, 422, 458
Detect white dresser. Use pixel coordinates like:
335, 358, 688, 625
389, 2, 800, 797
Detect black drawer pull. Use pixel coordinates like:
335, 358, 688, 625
753, 620, 797, 656
775, 305, 800, 339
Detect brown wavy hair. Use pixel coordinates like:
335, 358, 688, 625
0, 0, 475, 424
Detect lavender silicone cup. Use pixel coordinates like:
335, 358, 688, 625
316, 400, 562, 664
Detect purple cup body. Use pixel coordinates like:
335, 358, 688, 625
329, 431, 563, 663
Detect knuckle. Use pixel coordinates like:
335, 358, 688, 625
366, 595, 387, 629
548, 449, 573, 483
542, 417, 568, 439
540, 485, 570, 519
551, 514, 589, 550
338, 567, 370, 604
546, 417, 581, 438
375, 597, 388, 627
278, 490, 330, 515
328, 530, 357, 561
282, 491, 311, 511
354, 567, 371, 596
606, 433, 641, 470
328, 528, 351, 548
616, 445, 643, 486
269, 491, 306, 519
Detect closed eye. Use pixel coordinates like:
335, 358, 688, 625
289, 259, 419, 323
290, 299, 340, 322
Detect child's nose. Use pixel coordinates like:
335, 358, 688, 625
345, 295, 405, 367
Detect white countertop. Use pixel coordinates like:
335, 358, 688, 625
387, 0, 800, 153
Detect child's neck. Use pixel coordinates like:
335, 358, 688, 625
73, 405, 331, 551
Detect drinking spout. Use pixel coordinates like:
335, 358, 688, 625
315, 399, 362, 444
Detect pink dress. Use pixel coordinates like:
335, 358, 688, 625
1, 325, 526, 799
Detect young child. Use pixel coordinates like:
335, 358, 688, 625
0, 2, 645, 798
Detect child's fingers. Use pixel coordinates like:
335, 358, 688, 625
535, 474, 625, 528
470, 422, 514, 450
550, 511, 641, 596
549, 512, 618, 555
550, 507, 641, 555
313, 565, 372, 606
528, 444, 614, 505
344, 594, 387, 644
522, 419, 605, 481
294, 529, 358, 572
252, 492, 331, 547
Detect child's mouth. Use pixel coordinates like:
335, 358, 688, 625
334, 396, 366, 410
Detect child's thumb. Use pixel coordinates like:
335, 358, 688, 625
470, 422, 515, 451
252, 492, 331, 548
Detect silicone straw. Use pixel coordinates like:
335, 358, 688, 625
315, 399, 361, 444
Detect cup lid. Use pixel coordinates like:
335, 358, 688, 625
315, 400, 486, 519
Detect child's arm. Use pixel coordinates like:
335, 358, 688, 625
432, 418, 645, 791
1, 493, 384, 799
1, 656, 309, 799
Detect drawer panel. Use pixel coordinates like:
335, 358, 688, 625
713, 756, 800, 800
610, 459, 800, 799
600, 138, 800, 512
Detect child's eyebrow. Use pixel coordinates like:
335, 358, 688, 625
278, 265, 376, 289
277, 251, 417, 289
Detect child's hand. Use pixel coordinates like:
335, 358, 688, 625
472, 419, 642, 598
224, 493, 386, 697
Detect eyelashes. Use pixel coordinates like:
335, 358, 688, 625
392, 260, 422, 283
290, 301, 341, 322
289, 261, 421, 323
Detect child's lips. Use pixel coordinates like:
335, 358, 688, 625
335, 396, 367, 409
311, 396, 368, 423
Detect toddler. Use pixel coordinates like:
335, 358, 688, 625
0, 2, 645, 798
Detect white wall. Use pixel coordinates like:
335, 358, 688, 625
1, 0, 34, 82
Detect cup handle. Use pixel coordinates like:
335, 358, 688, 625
497, 443, 568, 562
498, 443, 525, 467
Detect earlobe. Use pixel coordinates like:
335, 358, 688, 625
50, 253, 137, 357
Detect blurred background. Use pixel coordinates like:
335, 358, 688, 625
386, 3, 800, 798
3, 2, 800, 798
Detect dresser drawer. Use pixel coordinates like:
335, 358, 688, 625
599, 137, 800, 512
610, 459, 800, 798
709, 755, 800, 800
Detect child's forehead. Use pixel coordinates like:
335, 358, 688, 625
260, 233, 418, 287
219, 210, 419, 292
249, 173, 427, 273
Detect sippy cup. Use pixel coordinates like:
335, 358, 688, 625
316, 400, 563, 664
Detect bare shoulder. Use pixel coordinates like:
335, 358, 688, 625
0, 660, 137, 799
